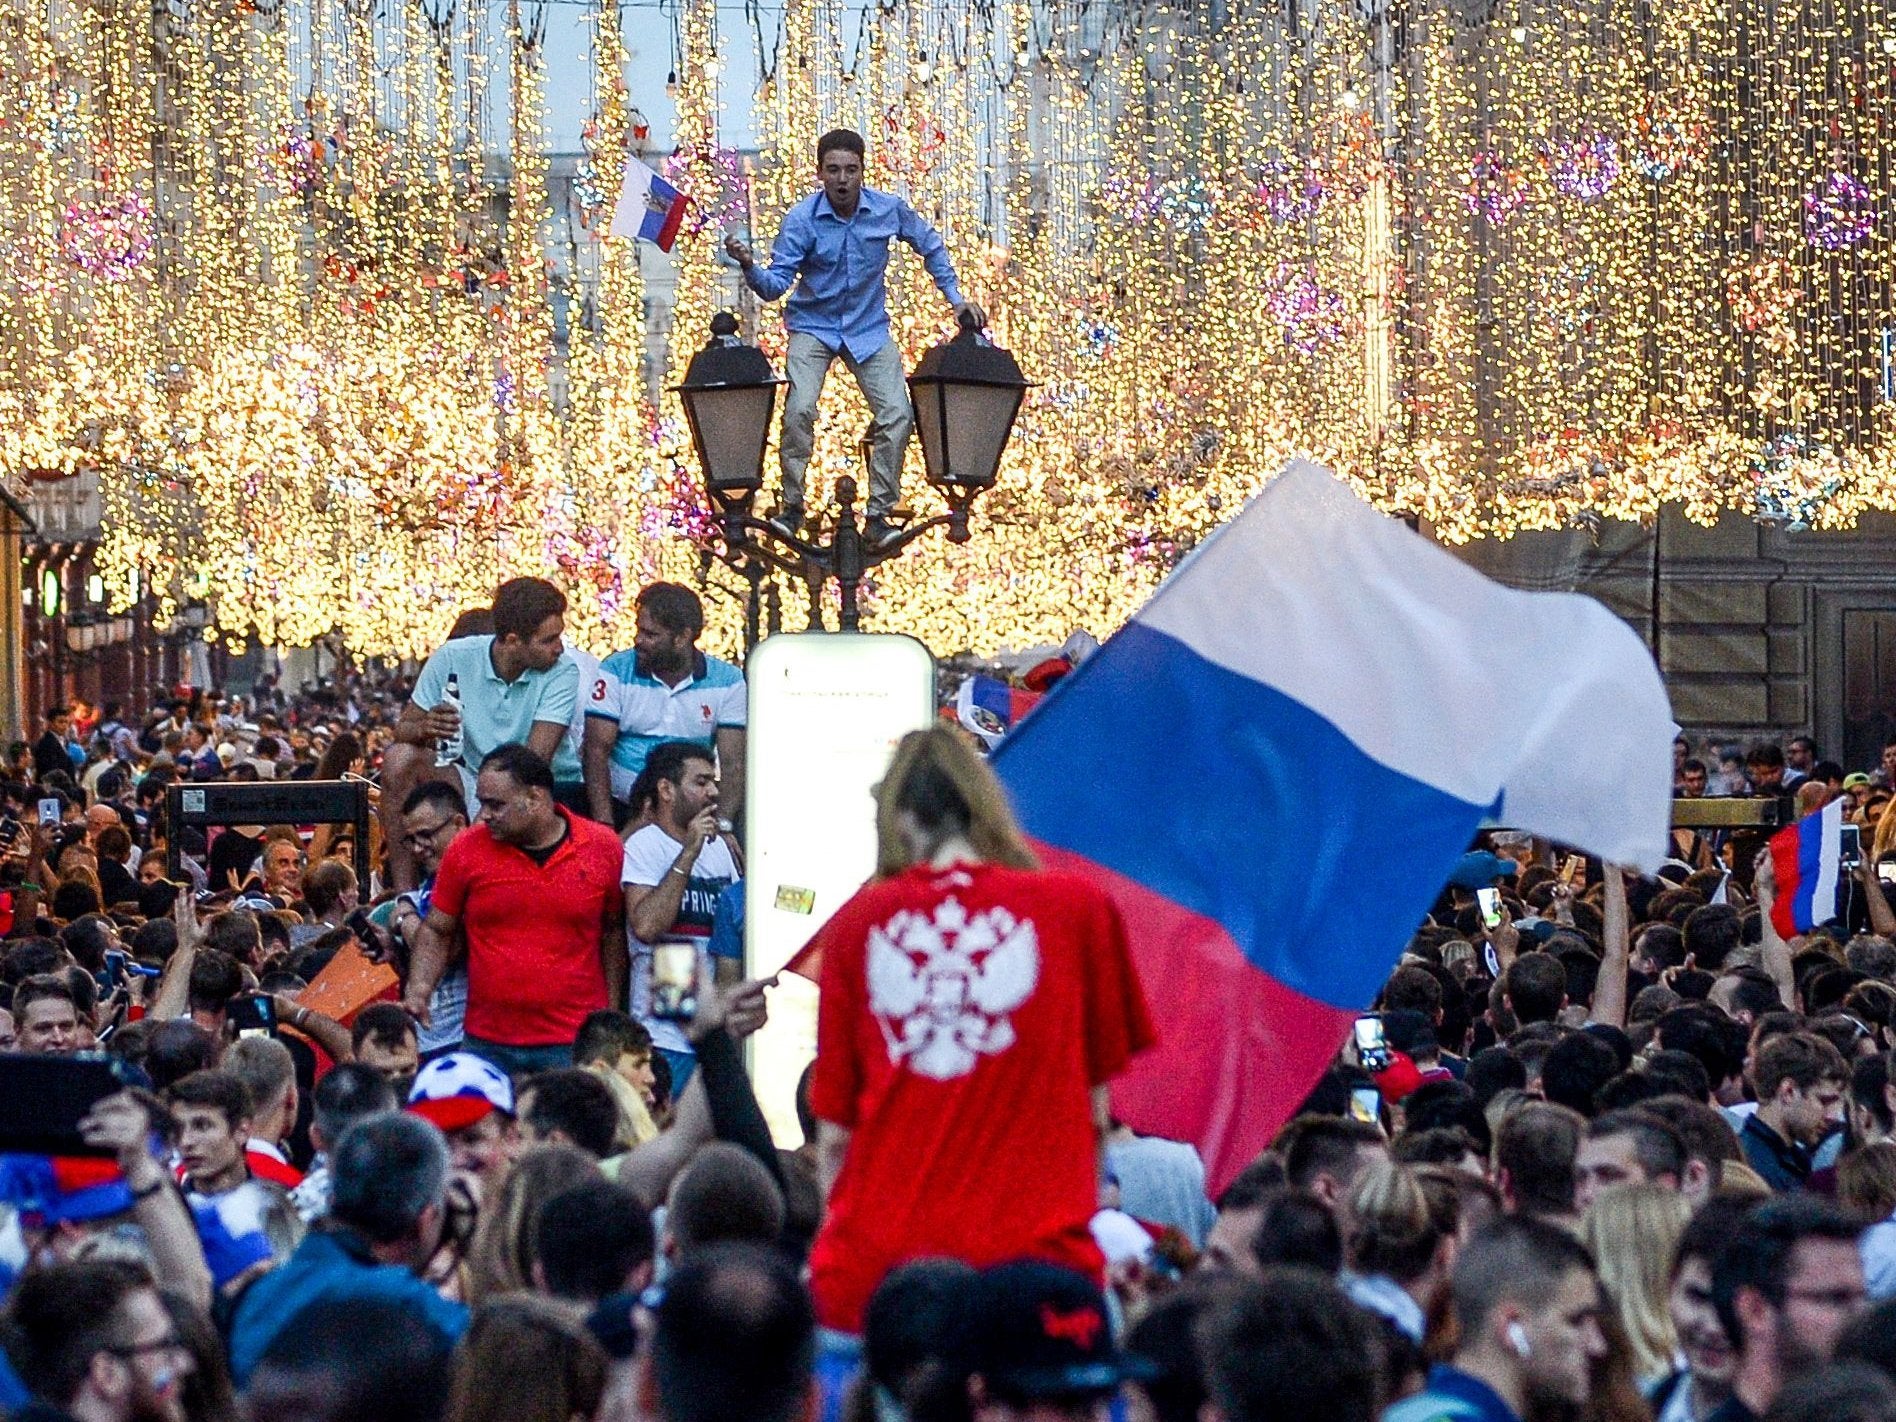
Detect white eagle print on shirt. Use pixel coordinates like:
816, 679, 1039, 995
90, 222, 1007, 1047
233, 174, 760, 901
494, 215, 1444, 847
866, 897, 1040, 1079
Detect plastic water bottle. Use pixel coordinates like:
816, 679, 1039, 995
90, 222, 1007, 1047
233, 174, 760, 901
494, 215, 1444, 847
434, 673, 464, 769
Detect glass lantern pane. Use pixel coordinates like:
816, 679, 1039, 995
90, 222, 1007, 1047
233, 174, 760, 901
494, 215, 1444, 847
914, 388, 949, 483
942, 385, 1023, 487
691, 385, 776, 491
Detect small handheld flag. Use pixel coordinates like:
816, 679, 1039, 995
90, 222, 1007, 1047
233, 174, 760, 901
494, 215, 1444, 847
609, 158, 689, 251
955, 675, 1043, 749
1767, 797, 1844, 938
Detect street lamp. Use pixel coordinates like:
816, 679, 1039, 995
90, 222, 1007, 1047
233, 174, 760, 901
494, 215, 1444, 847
674, 311, 784, 511
677, 311, 1031, 645
907, 308, 1033, 540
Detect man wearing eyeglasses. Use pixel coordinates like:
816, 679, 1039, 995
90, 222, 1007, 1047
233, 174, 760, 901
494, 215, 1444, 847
1704, 1197, 1865, 1422
376, 782, 470, 1059
1, 1258, 195, 1422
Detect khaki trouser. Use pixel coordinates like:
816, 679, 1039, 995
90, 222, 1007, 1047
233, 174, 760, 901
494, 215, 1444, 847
779, 331, 913, 519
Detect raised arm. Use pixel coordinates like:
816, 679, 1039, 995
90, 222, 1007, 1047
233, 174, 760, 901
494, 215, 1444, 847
1856, 855, 1896, 939
1753, 850, 1798, 1011
277, 996, 353, 1062
1591, 867, 1631, 1030
150, 890, 201, 1021
625, 812, 719, 945
612, 974, 772, 1207
730, 212, 810, 303
80, 1092, 213, 1311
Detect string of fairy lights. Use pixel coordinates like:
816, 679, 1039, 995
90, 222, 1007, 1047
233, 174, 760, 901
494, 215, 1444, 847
6, 0, 1896, 658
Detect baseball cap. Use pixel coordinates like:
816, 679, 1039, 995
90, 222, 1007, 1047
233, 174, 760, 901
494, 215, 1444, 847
1447, 850, 1517, 890
1845, 773, 1872, 789
968, 1261, 1155, 1400
407, 1051, 515, 1132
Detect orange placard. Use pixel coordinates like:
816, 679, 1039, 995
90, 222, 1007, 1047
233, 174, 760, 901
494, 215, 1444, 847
296, 941, 399, 1025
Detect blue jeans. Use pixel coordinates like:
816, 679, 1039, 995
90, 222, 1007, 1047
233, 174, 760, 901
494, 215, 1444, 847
656, 1046, 699, 1098
461, 1037, 573, 1079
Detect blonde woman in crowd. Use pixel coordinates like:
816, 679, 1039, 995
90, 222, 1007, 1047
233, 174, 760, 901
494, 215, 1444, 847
1582, 1182, 1692, 1388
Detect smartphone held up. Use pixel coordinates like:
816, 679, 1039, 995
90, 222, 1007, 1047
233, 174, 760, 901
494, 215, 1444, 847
1476, 887, 1504, 930
1353, 1014, 1390, 1073
652, 939, 701, 1022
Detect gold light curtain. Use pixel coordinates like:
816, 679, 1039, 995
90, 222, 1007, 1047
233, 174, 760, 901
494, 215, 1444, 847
6, 0, 1896, 657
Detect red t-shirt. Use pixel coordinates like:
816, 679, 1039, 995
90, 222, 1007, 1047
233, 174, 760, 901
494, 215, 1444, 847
806, 861, 1155, 1333
429, 810, 622, 1046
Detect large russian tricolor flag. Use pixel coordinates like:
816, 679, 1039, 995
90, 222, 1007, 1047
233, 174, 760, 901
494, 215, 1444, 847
1767, 798, 1843, 939
609, 158, 689, 251
992, 460, 1674, 1194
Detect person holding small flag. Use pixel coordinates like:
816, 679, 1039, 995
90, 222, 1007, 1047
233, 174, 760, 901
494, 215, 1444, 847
723, 128, 986, 548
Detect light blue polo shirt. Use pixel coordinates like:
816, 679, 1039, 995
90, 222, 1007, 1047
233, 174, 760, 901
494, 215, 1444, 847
585, 649, 746, 802
412, 636, 582, 807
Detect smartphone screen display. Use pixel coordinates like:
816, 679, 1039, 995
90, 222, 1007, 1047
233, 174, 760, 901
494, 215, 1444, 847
1842, 824, 1863, 868
1349, 1087, 1382, 1125
1477, 887, 1503, 928
228, 994, 277, 1038
1880, 862, 1896, 886
1353, 1016, 1385, 1054
1353, 1015, 1389, 1071
36, 799, 59, 827
652, 941, 699, 1022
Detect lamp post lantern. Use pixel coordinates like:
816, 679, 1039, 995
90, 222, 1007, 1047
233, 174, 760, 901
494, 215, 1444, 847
674, 310, 784, 509
906, 309, 1033, 539
677, 311, 1029, 645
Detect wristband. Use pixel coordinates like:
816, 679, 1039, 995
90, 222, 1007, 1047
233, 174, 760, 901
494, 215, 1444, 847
668, 864, 689, 878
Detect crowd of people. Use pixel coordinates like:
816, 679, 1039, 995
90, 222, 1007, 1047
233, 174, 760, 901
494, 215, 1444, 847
8, 573, 1896, 1422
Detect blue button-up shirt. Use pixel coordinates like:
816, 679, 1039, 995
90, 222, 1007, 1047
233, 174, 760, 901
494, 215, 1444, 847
744, 187, 964, 361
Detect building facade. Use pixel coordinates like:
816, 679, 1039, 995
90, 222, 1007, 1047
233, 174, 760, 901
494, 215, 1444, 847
1460, 511, 1896, 770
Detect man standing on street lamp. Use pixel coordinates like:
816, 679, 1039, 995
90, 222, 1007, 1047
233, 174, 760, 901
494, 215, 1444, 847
724, 127, 985, 549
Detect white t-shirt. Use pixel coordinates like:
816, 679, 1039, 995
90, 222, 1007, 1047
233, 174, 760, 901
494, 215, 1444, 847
621, 823, 740, 1055
564, 647, 602, 771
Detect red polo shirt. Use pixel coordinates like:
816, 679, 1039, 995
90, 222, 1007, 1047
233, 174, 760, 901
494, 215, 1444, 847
430, 809, 623, 1047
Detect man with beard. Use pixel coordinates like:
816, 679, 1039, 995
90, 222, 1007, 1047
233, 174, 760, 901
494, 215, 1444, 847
0, 1260, 195, 1422
1705, 1198, 1866, 1422
582, 583, 745, 832
403, 745, 626, 1077
621, 743, 741, 1086
1384, 1216, 1608, 1422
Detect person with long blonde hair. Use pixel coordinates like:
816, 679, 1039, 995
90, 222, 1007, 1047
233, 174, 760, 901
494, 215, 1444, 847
803, 725, 1155, 1335
1581, 1182, 1691, 1387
